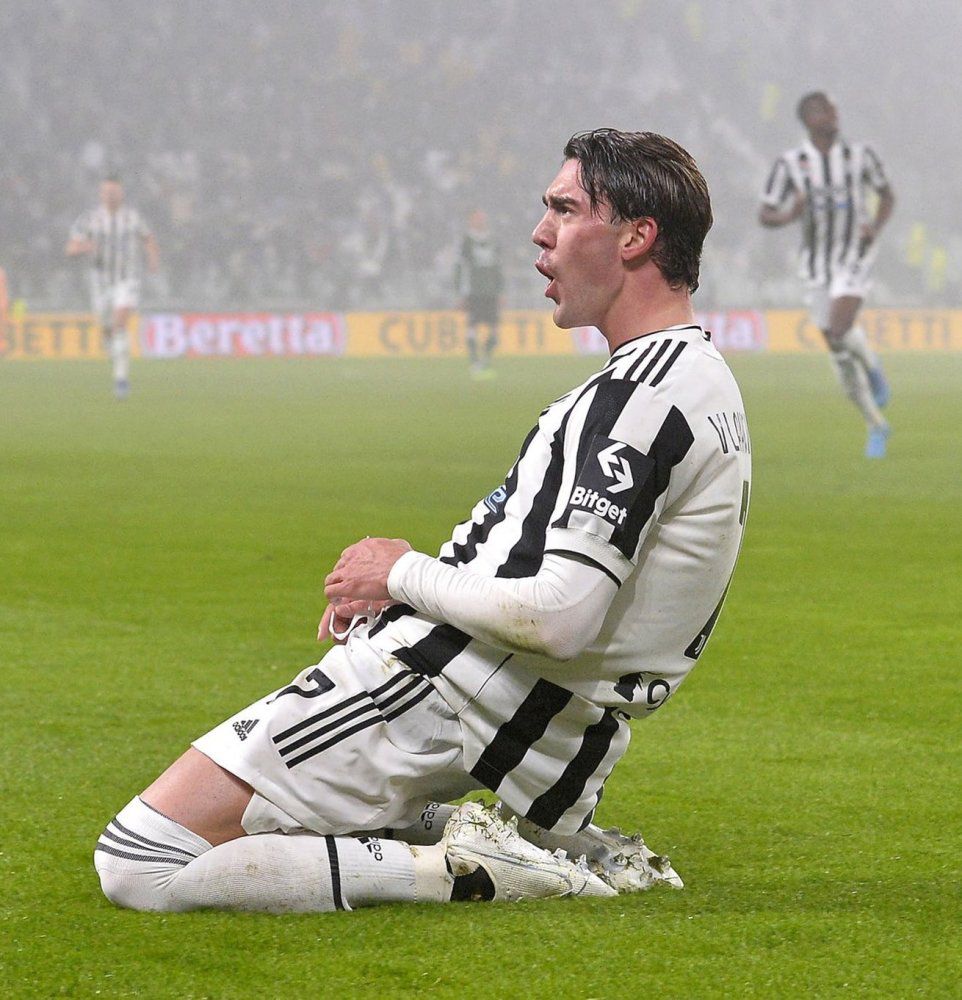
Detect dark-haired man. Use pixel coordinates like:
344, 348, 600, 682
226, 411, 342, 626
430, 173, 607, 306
67, 176, 159, 399
760, 91, 895, 458
95, 130, 751, 913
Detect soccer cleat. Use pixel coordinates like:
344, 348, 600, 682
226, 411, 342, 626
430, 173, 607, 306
443, 802, 616, 902
866, 424, 890, 459
581, 825, 684, 893
513, 816, 684, 893
867, 366, 890, 408
114, 379, 130, 401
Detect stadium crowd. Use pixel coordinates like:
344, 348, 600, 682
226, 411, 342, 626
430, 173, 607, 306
1, 0, 958, 311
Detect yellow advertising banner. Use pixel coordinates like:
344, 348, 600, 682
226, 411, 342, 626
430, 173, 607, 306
0, 313, 141, 360
4, 308, 962, 359
766, 309, 962, 352
344, 310, 580, 358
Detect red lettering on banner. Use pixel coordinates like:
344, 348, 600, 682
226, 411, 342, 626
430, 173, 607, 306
139, 313, 346, 358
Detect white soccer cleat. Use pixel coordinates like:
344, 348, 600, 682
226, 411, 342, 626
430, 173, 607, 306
584, 825, 684, 893
443, 802, 616, 902
513, 816, 684, 893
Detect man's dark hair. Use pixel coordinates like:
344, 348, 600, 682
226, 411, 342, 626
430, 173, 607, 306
563, 128, 712, 293
796, 91, 830, 123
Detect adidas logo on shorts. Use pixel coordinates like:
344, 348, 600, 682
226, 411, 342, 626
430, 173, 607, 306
232, 719, 259, 741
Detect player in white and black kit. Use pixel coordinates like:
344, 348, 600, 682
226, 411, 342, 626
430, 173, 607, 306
66, 176, 159, 399
456, 209, 504, 378
760, 92, 895, 458
94, 130, 751, 914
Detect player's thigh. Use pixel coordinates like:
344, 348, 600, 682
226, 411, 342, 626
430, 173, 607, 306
141, 746, 252, 846
827, 294, 863, 337
192, 642, 474, 837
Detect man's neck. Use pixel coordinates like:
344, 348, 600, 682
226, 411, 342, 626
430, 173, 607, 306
808, 131, 837, 155
599, 286, 695, 354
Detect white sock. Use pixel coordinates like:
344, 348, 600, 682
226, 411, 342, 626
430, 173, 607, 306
841, 326, 880, 373
110, 329, 130, 383
829, 348, 886, 428
95, 797, 452, 913
373, 801, 457, 845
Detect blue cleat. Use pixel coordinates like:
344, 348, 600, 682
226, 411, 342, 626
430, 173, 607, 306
114, 379, 130, 401
868, 366, 890, 408
866, 424, 890, 459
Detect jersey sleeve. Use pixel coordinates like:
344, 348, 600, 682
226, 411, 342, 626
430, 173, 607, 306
861, 145, 889, 191
544, 379, 695, 584
760, 155, 797, 207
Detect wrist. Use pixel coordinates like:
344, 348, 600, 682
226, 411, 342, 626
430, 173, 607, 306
386, 549, 428, 601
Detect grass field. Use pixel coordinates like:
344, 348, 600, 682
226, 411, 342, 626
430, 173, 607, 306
1, 352, 960, 999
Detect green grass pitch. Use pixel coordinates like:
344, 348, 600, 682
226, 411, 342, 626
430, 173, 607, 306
1, 352, 960, 999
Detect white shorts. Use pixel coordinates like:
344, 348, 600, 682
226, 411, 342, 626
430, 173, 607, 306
806, 252, 876, 330
91, 278, 140, 324
193, 639, 481, 837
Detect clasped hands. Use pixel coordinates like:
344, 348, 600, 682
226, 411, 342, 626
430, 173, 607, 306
318, 537, 412, 643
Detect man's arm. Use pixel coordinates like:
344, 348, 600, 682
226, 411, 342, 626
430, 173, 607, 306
758, 191, 806, 228
860, 184, 895, 245
323, 538, 618, 661
65, 235, 93, 257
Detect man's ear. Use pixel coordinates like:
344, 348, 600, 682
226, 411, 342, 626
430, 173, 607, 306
621, 217, 658, 263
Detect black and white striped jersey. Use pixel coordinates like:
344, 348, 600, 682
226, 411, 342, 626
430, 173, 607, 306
361, 324, 751, 833
761, 137, 889, 284
69, 205, 152, 286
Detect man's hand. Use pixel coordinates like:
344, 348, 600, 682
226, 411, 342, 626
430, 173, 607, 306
65, 237, 94, 257
324, 537, 412, 604
758, 191, 806, 228
318, 598, 395, 644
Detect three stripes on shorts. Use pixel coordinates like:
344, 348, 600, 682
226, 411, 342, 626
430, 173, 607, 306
272, 669, 434, 768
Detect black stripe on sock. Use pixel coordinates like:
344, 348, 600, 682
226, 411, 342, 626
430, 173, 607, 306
95, 841, 191, 866
325, 836, 345, 910
110, 817, 198, 858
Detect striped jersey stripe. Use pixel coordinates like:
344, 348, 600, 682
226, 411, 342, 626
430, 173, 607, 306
69, 204, 151, 285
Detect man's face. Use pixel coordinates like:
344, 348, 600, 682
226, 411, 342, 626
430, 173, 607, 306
100, 181, 123, 211
468, 209, 488, 234
802, 97, 839, 141
532, 158, 627, 330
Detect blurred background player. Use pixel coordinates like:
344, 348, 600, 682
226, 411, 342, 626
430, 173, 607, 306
759, 91, 895, 458
456, 209, 503, 379
66, 175, 159, 399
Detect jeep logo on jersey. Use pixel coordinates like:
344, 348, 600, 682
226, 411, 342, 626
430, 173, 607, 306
564, 434, 653, 525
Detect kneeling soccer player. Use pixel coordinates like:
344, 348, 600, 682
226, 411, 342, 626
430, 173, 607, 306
95, 129, 752, 913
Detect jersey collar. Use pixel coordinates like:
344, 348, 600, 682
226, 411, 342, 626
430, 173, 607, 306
606, 324, 706, 363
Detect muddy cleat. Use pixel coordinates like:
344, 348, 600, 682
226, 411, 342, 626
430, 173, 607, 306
584, 825, 685, 893
513, 816, 684, 893
443, 802, 616, 902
